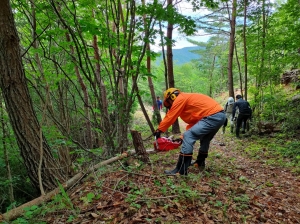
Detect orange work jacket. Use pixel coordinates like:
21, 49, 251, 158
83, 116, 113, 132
158, 92, 223, 132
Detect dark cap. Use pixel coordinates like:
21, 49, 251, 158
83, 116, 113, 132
236, 94, 242, 99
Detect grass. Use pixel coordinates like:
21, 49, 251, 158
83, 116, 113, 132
236, 133, 300, 173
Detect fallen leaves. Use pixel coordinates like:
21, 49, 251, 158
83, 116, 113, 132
33, 132, 300, 223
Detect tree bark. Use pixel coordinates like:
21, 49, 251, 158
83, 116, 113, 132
92, 9, 113, 150
259, 0, 267, 116
0, 0, 67, 192
1, 94, 15, 206
243, 0, 248, 100
166, 0, 180, 134
227, 0, 236, 97
235, 42, 243, 97
130, 130, 150, 163
65, 32, 92, 149
142, 0, 162, 125
209, 55, 216, 97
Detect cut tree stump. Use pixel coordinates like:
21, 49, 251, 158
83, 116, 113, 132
130, 130, 150, 163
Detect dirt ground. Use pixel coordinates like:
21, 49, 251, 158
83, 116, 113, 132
38, 125, 300, 224
5, 107, 299, 224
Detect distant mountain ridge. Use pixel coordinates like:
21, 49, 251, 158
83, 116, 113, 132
154, 46, 201, 65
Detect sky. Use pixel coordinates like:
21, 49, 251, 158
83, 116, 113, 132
150, 1, 211, 52
149, 0, 286, 51
151, 30, 211, 52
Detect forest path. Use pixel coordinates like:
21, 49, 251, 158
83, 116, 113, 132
144, 111, 300, 223
175, 116, 300, 223
205, 131, 300, 223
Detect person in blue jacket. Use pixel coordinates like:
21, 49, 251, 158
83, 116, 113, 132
232, 95, 252, 138
156, 96, 162, 110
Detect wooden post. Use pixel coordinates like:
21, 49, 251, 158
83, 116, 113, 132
130, 130, 150, 163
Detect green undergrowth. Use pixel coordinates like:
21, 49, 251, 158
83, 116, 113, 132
227, 132, 300, 174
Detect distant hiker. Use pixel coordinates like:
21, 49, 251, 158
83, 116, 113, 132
153, 88, 226, 175
222, 97, 235, 134
232, 95, 252, 138
156, 96, 162, 110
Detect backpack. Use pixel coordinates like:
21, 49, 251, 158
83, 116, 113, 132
225, 102, 233, 113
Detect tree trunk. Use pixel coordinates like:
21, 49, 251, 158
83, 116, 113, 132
142, 0, 162, 125
159, 21, 170, 127
243, 0, 248, 100
130, 130, 150, 163
1, 94, 15, 206
148, 50, 162, 125
209, 55, 216, 97
0, 0, 67, 192
167, 0, 180, 134
159, 21, 168, 92
65, 32, 92, 149
227, 0, 236, 97
235, 42, 243, 97
259, 0, 267, 116
136, 86, 155, 133
92, 23, 114, 150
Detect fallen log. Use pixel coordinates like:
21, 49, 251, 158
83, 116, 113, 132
0, 152, 132, 222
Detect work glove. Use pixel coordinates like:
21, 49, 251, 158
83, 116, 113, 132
153, 129, 162, 139
173, 138, 183, 145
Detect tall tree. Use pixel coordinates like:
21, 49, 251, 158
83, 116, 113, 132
227, 0, 237, 97
166, 0, 181, 134
0, 0, 66, 192
243, 0, 248, 100
0, 94, 14, 206
142, 0, 162, 126
257, 0, 267, 119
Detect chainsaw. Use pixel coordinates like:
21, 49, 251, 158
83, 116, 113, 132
154, 136, 181, 151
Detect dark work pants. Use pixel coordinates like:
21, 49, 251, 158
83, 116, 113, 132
236, 114, 251, 137
181, 111, 226, 154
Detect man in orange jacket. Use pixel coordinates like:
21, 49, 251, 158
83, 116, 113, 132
153, 88, 226, 175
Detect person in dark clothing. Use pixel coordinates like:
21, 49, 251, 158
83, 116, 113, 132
232, 95, 252, 138
156, 96, 163, 110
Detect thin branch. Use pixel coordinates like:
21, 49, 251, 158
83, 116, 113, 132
21, 24, 50, 57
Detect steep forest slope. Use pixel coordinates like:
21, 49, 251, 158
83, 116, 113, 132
154, 46, 201, 65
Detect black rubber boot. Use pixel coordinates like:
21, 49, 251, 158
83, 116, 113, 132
178, 154, 192, 175
194, 160, 206, 171
192, 152, 208, 171
164, 154, 182, 175
164, 154, 192, 175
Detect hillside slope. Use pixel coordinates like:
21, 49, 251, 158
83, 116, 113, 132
4, 121, 299, 223
154, 46, 201, 65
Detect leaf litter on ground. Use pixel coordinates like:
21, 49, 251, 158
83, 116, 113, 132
30, 128, 300, 224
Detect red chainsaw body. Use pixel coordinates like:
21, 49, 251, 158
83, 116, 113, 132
154, 137, 181, 151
